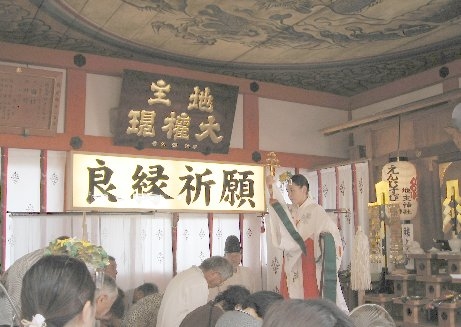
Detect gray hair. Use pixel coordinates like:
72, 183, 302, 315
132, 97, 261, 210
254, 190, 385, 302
262, 299, 354, 327
200, 256, 233, 280
96, 275, 118, 300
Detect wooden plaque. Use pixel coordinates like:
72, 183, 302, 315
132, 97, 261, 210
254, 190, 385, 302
0, 64, 62, 136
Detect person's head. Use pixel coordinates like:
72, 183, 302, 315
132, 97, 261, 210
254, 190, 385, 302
242, 291, 284, 319
224, 235, 242, 270
214, 285, 251, 311
200, 256, 234, 288
104, 256, 118, 280
99, 288, 125, 327
287, 174, 309, 206
21, 255, 96, 327
132, 282, 159, 304
95, 275, 119, 319
262, 298, 354, 327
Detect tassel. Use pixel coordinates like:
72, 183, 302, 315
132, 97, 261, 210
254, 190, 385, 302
351, 226, 372, 291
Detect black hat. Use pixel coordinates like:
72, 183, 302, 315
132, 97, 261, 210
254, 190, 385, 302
224, 235, 241, 253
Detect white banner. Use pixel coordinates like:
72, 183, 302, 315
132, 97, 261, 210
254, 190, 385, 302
68, 152, 265, 212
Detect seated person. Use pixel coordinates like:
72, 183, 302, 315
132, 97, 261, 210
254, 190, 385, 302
132, 282, 159, 304
99, 255, 123, 327
208, 235, 256, 300
157, 256, 233, 327
104, 256, 118, 280
95, 275, 119, 323
262, 298, 354, 327
121, 293, 164, 327
100, 288, 125, 327
20, 254, 96, 327
180, 285, 250, 327
215, 291, 283, 327
0, 236, 70, 326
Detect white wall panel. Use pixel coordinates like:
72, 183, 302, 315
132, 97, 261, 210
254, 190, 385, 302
259, 98, 349, 158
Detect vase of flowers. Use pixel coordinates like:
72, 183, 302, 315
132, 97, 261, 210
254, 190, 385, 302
45, 237, 109, 287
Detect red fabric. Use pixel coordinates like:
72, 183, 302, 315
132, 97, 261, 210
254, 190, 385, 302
280, 256, 290, 299
280, 238, 319, 299
302, 238, 319, 298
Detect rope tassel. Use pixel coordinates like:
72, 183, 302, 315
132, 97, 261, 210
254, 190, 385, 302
351, 226, 372, 291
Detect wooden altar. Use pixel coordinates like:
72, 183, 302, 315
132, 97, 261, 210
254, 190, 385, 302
364, 252, 461, 327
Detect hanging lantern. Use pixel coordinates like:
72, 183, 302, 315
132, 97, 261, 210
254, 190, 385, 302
381, 157, 418, 220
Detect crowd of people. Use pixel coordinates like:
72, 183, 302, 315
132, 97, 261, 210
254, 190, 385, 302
0, 173, 396, 326
0, 236, 394, 327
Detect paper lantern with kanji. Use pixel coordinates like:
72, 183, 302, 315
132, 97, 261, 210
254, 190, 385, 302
381, 158, 418, 220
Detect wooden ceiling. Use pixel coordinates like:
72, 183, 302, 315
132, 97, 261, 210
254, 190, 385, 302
1, 0, 461, 96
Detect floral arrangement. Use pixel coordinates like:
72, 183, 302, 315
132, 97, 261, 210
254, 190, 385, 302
44, 237, 109, 269
279, 171, 293, 184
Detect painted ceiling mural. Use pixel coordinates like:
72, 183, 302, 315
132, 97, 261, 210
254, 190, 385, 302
0, 0, 460, 96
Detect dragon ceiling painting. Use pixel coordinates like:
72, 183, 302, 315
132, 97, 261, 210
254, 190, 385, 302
0, 0, 460, 96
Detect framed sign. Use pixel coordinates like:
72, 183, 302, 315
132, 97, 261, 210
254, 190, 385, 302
112, 70, 239, 154
66, 152, 265, 212
0, 64, 62, 136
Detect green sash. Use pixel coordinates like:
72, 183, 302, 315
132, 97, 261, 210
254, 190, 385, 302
271, 200, 306, 255
321, 233, 337, 303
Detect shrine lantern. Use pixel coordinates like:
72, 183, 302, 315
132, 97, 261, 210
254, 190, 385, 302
381, 157, 418, 220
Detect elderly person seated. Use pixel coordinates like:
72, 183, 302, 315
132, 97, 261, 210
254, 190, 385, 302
215, 291, 283, 327
180, 285, 251, 327
157, 256, 233, 327
262, 298, 354, 327
132, 282, 159, 304
95, 275, 119, 327
121, 293, 163, 327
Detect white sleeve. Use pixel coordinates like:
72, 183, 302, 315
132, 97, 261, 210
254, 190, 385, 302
266, 181, 303, 254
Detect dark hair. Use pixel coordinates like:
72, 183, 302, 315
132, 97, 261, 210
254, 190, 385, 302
262, 299, 354, 327
242, 291, 283, 318
291, 174, 309, 191
135, 282, 159, 296
21, 255, 96, 327
214, 285, 251, 311
224, 235, 241, 253
200, 256, 234, 280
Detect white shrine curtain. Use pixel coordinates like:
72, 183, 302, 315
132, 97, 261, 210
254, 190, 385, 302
176, 213, 210, 273
353, 162, 370, 233
336, 165, 355, 271
320, 167, 337, 209
4, 148, 41, 266
243, 213, 263, 291
211, 213, 240, 256
302, 169, 319, 203
45, 150, 66, 212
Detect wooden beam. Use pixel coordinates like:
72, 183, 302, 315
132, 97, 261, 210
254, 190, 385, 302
321, 89, 461, 135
